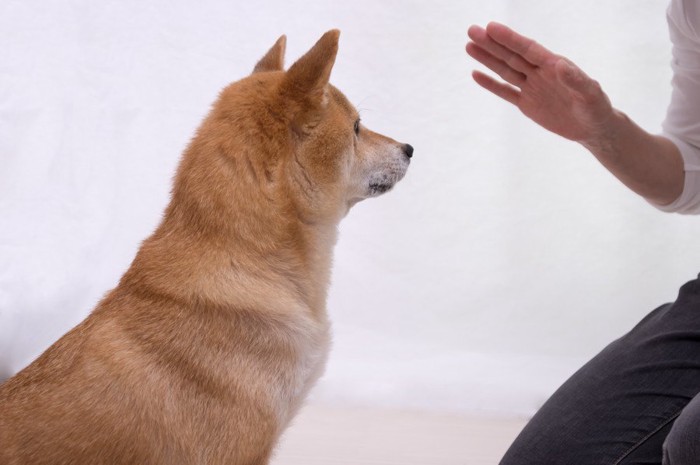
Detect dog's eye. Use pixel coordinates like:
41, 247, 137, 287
353, 119, 361, 135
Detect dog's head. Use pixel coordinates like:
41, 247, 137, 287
181, 31, 411, 227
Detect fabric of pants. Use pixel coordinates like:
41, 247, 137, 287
499, 275, 700, 465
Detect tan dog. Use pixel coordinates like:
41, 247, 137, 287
0, 30, 412, 464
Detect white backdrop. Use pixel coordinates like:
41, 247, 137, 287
2, 0, 699, 417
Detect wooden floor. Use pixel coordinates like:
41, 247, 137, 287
271, 404, 528, 465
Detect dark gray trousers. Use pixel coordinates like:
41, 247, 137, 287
500, 276, 700, 465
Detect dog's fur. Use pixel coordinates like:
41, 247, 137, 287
0, 31, 411, 464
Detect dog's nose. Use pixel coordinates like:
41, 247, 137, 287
403, 144, 414, 159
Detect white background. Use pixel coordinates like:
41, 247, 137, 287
2, 0, 699, 417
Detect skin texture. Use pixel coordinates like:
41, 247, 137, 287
0, 31, 411, 465
466, 22, 685, 206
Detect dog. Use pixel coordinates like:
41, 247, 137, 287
0, 30, 412, 464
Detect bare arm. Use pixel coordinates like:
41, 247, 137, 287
466, 22, 684, 206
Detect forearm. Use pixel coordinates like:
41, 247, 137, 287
583, 109, 685, 206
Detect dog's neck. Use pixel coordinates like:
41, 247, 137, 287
121, 193, 339, 322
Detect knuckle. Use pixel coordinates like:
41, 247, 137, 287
588, 79, 603, 95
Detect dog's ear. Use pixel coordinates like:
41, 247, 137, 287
280, 30, 340, 131
253, 35, 287, 74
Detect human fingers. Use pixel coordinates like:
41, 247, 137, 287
467, 25, 535, 74
485, 22, 555, 67
466, 42, 526, 87
472, 70, 520, 105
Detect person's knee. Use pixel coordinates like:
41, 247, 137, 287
498, 430, 542, 465
498, 432, 553, 465
663, 407, 700, 465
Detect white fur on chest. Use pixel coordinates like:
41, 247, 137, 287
275, 316, 331, 429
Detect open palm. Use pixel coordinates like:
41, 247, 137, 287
466, 22, 614, 146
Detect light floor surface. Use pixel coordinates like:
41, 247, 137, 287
271, 404, 528, 465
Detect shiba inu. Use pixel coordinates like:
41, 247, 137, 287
0, 30, 412, 464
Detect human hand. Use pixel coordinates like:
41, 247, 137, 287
466, 22, 615, 148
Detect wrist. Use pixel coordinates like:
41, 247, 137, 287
579, 109, 627, 159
